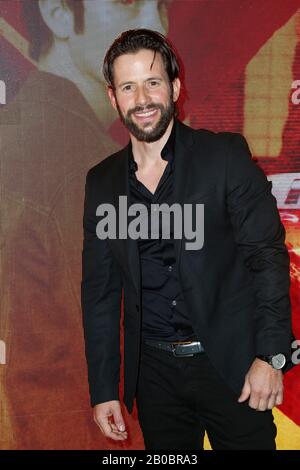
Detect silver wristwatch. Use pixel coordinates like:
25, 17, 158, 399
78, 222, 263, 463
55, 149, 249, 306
256, 353, 286, 370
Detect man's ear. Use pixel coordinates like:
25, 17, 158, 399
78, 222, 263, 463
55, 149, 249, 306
172, 77, 181, 102
107, 87, 118, 111
38, 0, 74, 40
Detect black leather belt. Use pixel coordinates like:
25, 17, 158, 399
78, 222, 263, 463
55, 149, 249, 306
144, 339, 205, 357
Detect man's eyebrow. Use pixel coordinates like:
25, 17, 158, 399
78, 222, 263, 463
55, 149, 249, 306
118, 81, 135, 88
118, 77, 163, 88
146, 77, 163, 81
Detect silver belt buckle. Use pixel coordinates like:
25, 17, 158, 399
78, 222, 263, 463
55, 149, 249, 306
171, 342, 195, 357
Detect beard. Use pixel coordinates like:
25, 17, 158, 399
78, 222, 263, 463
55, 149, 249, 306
115, 89, 175, 143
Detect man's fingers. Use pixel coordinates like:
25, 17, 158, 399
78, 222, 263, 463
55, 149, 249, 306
101, 421, 127, 440
275, 389, 284, 406
98, 415, 127, 441
256, 397, 269, 411
266, 393, 277, 410
248, 388, 283, 411
111, 422, 128, 436
238, 378, 251, 403
93, 401, 128, 441
248, 390, 261, 410
113, 406, 127, 432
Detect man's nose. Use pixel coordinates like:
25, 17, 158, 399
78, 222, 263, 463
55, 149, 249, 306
135, 86, 150, 107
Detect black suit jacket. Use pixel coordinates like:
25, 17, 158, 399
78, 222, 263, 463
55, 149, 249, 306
81, 119, 292, 414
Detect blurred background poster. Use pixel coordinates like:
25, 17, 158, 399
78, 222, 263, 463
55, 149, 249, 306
0, 0, 299, 450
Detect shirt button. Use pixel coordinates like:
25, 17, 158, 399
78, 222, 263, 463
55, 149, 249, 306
168, 265, 173, 272
171, 300, 177, 307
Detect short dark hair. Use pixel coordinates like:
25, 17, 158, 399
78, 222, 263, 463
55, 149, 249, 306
22, 0, 85, 61
102, 29, 180, 89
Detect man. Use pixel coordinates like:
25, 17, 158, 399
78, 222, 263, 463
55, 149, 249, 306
0, 1, 165, 449
82, 29, 292, 450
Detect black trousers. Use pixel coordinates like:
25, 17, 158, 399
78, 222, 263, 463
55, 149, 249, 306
135, 341, 277, 450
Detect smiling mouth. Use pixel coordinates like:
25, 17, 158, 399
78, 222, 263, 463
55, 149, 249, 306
134, 108, 158, 119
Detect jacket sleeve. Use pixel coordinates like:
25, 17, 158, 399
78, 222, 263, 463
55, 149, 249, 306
225, 133, 292, 359
81, 169, 123, 407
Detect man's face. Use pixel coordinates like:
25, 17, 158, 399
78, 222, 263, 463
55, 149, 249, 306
108, 49, 180, 142
69, 0, 168, 83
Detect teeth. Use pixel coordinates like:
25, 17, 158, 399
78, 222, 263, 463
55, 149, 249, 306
135, 109, 156, 117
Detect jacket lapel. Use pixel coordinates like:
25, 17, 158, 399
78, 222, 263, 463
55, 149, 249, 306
172, 120, 195, 269
108, 119, 196, 296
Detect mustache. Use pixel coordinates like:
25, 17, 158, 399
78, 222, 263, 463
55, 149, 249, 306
128, 104, 162, 116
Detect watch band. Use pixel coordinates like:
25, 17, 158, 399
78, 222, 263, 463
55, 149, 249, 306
256, 353, 286, 370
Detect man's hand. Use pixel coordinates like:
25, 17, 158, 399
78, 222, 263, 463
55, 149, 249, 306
238, 358, 284, 411
93, 400, 128, 441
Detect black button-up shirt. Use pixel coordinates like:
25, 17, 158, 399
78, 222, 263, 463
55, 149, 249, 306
128, 120, 199, 342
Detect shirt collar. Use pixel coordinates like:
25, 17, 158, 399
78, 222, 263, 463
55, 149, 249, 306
128, 119, 176, 175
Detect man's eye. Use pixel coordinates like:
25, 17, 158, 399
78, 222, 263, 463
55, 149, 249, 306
149, 81, 159, 87
123, 85, 132, 92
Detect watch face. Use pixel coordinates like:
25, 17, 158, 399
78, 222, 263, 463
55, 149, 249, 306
271, 353, 286, 369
